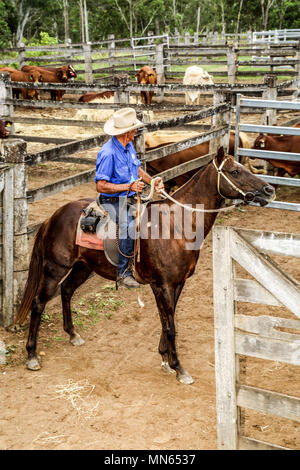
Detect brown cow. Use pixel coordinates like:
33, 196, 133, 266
252, 125, 300, 177
0, 119, 12, 138
135, 66, 157, 105
78, 91, 114, 102
146, 131, 248, 189
21, 65, 75, 101
0, 67, 42, 100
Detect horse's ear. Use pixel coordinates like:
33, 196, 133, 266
216, 146, 225, 165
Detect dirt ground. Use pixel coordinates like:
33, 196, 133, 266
0, 99, 300, 450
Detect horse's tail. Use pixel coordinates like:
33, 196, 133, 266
13, 223, 45, 326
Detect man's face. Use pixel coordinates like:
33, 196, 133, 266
127, 129, 137, 142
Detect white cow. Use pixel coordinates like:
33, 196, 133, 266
183, 66, 214, 105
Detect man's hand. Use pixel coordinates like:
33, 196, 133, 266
131, 177, 145, 193
154, 177, 165, 194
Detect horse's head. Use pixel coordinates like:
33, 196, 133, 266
214, 147, 275, 206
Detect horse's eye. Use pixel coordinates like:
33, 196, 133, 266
230, 170, 239, 177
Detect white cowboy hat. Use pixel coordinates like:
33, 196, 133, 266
104, 108, 144, 136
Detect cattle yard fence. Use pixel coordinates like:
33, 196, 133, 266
234, 93, 300, 212
1, 35, 300, 85
0, 71, 298, 142
213, 225, 300, 450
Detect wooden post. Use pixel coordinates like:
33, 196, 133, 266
221, 31, 226, 45
0, 72, 14, 135
155, 43, 165, 104
0, 139, 28, 327
213, 226, 238, 450
17, 42, 26, 69
83, 42, 93, 84
262, 74, 277, 126
210, 91, 232, 154
108, 34, 115, 71
0, 164, 14, 327
247, 30, 252, 44
174, 29, 179, 46
193, 32, 198, 46
134, 111, 145, 170
296, 40, 300, 79
66, 38, 73, 64
227, 45, 236, 84
185, 32, 190, 46
262, 74, 277, 175
114, 73, 130, 105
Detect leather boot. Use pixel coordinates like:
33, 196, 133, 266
119, 276, 141, 289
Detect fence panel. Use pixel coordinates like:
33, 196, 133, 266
213, 226, 300, 450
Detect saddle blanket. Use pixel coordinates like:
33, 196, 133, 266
76, 229, 104, 251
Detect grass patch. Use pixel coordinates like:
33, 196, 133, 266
72, 285, 123, 330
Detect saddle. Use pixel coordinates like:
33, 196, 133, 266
76, 197, 146, 268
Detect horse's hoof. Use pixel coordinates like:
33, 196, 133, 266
177, 372, 194, 385
70, 333, 85, 346
161, 361, 176, 374
27, 356, 41, 371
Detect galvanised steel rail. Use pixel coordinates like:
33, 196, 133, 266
234, 94, 300, 211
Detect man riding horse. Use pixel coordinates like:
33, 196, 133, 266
95, 108, 164, 288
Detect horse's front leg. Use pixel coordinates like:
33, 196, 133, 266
151, 282, 193, 385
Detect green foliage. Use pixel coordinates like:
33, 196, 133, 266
0, 0, 300, 46
26, 31, 58, 47
0, 0, 12, 47
23, 31, 58, 66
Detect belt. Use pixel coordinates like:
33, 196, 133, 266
99, 195, 135, 203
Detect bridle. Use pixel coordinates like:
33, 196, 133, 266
149, 157, 256, 213
213, 157, 256, 204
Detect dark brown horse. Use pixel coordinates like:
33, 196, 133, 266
14, 148, 275, 384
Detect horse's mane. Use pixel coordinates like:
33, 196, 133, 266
170, 158, 211, 199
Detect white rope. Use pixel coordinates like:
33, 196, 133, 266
147, 175, 242, 213
159, 188, 240, 213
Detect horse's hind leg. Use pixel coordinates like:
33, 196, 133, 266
159, 282, 185, 375
61, 261, 93, 346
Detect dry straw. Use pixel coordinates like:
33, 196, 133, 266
52, 378, 100, 420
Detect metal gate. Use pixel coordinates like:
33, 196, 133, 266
131, 33, 170, 71
234, 94, 300, 211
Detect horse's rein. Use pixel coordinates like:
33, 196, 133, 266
150, 158, 246, 213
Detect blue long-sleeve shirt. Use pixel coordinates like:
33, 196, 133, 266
95, 136, 141, 197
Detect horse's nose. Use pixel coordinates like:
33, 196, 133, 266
263, 184, 275, 196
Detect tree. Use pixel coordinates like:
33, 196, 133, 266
260, 0, 276, 30
0, 0, 12, 47
235, 0, 243, 34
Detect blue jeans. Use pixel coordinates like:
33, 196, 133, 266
101, 197, 136, 278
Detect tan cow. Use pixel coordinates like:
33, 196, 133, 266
183, 66, 214, 105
